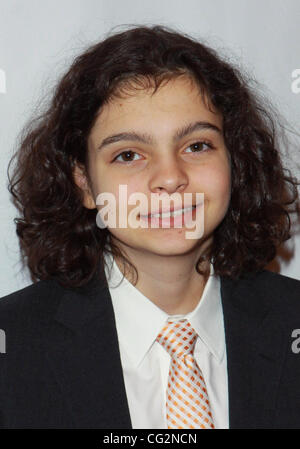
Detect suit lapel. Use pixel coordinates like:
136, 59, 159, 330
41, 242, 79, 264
221, 273, 287, 429
45, 267, 132, 429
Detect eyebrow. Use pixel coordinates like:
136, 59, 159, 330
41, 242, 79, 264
96, 121, 222, 152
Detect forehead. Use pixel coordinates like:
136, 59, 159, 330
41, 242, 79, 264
90, 75, 222, 139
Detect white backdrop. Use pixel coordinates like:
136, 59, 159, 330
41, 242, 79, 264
0, 0, 299, 296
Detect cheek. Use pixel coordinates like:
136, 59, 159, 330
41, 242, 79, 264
88, 163, 123, 196
98, 178, 144, 210
195, 163, 231, 203
125, 181, 143, 198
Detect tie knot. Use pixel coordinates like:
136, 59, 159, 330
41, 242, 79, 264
156, 319, 197, 358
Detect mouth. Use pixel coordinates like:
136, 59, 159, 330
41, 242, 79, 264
139, 204, 199, 219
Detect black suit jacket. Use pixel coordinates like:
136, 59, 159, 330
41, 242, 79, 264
0, 267, 300, 429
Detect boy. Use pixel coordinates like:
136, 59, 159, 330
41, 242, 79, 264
1, 25, 300, 429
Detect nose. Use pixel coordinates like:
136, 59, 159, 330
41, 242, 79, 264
149, 155, 188, 195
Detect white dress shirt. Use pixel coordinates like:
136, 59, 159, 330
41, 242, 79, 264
103, 252, 229, 429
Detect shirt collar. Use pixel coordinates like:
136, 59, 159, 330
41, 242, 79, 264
104, 252, 225, 368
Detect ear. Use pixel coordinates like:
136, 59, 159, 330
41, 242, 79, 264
73, 162, 96, 209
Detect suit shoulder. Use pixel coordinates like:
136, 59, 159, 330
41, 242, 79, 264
221, 269, 300, 329
233, 269, 300, 313
0, 279, 63, 326
232, 269, 300, 296
257, 270, 300, 297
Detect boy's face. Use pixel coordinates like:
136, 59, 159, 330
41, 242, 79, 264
74, 75, 231, 257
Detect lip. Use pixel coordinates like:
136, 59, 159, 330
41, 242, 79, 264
139, 202, 202, 228
139, 203, 200, 218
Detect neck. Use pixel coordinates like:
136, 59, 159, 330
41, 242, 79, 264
110, 237, 212, 315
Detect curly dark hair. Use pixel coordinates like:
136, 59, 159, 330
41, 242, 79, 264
7, 24, 300, 288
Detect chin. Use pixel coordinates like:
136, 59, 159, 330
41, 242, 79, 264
139, 236, 203, 256
110, 226, 210, 256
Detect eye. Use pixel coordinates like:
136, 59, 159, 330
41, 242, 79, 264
112, 150, 142, 163
185, 141, 215, 153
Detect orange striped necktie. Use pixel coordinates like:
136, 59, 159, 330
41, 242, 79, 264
156, 318, 215, 429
